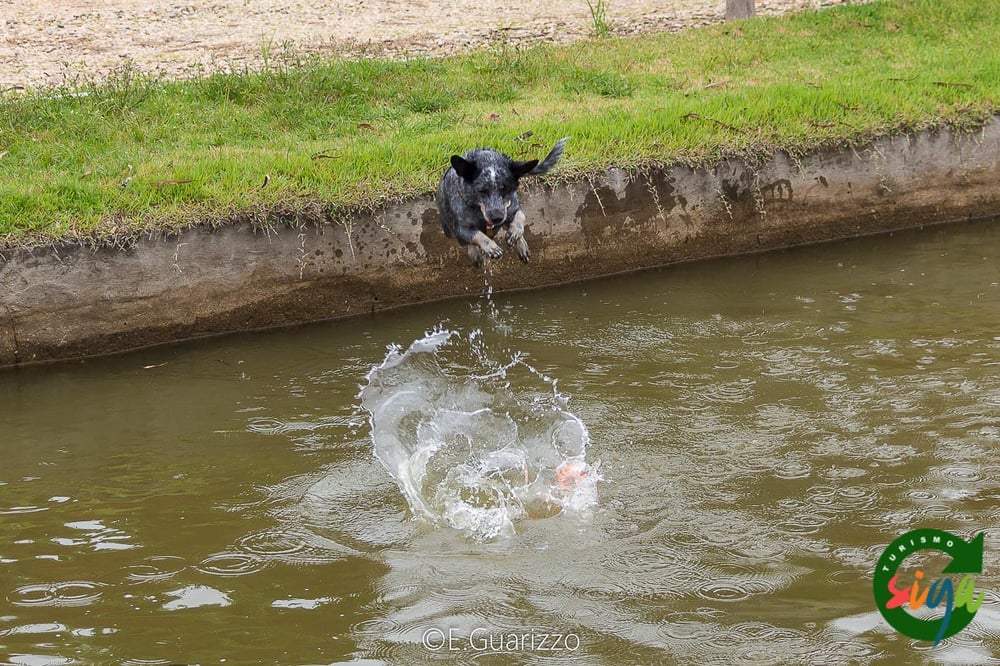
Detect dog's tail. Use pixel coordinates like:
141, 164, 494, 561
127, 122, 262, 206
528, 137, 568, 176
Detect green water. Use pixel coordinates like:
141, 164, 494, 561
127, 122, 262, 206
2, 220, 999, 665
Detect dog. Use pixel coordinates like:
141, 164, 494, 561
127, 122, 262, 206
436, 137, 567, 266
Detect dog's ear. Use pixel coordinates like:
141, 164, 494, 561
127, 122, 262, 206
511, 159, 539, 178
450, 155, 478, 182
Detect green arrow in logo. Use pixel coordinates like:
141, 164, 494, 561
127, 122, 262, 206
941, 532, 984, 574
873, 529, 984, 645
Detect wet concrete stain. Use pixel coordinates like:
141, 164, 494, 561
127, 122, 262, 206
420, 206, 452, 261
579, 170, 682, 250
1, 118, 998, 367
760, 179, 793, 204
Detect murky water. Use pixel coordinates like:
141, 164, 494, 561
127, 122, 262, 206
2, 220, 999, 665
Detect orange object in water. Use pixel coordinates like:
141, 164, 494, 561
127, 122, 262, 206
555, 460, 588, 489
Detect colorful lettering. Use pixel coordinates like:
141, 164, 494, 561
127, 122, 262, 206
910, 570, 929, 609
884, 571, 982, 647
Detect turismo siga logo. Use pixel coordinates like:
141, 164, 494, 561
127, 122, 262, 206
873, 529, 985, 646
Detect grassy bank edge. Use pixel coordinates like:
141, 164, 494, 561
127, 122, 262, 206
0, 0, 997, 251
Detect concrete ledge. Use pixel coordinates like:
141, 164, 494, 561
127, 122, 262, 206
1, 117, 998, 367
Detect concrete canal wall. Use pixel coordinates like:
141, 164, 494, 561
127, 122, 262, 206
1, 117, 997, 366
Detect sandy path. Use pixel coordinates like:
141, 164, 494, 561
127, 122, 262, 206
1, 1, 847, 90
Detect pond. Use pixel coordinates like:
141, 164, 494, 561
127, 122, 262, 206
2, 219, 999, 664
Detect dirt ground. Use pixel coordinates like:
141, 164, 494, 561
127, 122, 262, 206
1, 0, 855, 90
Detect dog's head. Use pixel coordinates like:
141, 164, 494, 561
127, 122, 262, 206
449, 150, 538, 229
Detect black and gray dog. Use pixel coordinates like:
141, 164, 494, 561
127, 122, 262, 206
436, 138, 567, 266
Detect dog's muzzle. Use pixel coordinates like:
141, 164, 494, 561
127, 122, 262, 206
481, 200, 512, 238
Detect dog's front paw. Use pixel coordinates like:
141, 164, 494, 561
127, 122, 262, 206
515, 238, 530, 263
483, 238, 504, 259
466, 245, 485, 267
506, 228, 523, 248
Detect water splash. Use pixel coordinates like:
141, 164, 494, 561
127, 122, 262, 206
359, 326, 599, 540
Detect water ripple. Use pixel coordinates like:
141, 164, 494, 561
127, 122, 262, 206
695, 562, 802, 604
236, 528, 342, 566
8, 581, 105, 608
351, 617, 404, 638
247, 414, 364, 436
658, 620, 718, 642
904, 488, 938, 501
775, 515, 829, 535
0, 622, 67, 637
695, 578, 770, 603
125, 556, 187, 583
196, 551, 267, 577
0, 505, 48, 515
571, 578, 632, 603
237, 529, 308, 557
5, 656, 76, 666
928, 464, 983, 483
773, 459, 813, 479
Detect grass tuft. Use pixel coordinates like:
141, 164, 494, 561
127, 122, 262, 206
586, 0, 612, 38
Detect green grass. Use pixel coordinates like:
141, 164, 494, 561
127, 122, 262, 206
0, 0, 997, 247
586, 0, 612, 38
